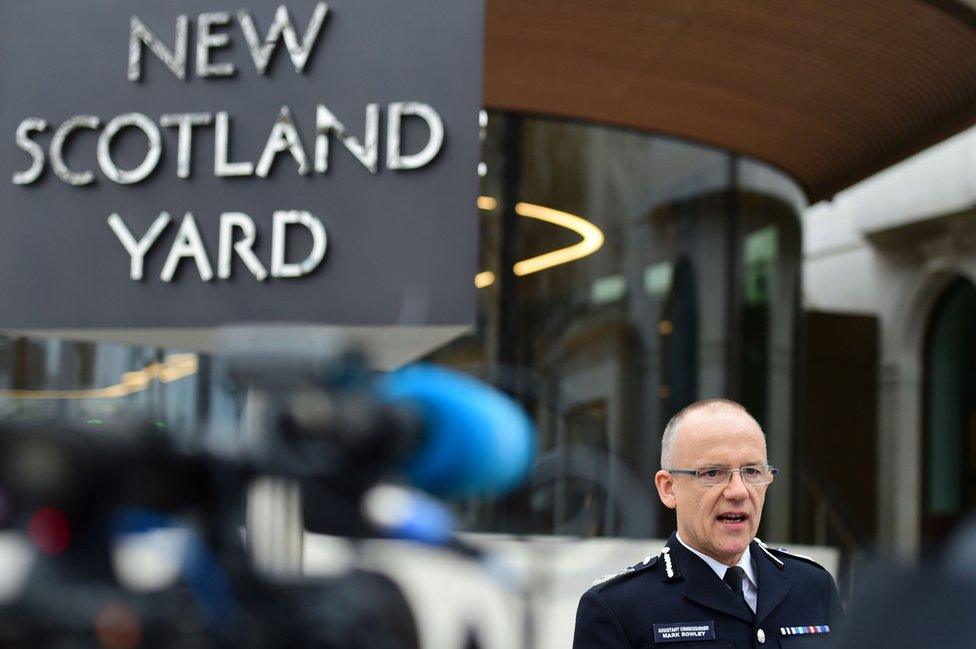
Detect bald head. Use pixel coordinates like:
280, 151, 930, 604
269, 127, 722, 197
660, 399, 765, 469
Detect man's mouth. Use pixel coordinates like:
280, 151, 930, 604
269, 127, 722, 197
716, 513, 748, 524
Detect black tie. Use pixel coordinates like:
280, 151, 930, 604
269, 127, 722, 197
723, 566, 752, 615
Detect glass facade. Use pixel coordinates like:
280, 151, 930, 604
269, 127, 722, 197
430, 113, 803, 540
0, 111, 805, 542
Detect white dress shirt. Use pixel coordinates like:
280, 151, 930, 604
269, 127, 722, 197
676, 533, 758, 613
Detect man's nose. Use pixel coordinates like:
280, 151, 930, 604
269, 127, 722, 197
722, 471, 749, 499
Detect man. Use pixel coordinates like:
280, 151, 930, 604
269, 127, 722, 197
573, 399, 843, 648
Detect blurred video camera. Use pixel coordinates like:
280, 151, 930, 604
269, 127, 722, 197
0, 330, 535, 648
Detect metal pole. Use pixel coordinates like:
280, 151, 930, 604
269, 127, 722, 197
243, 387, 304, 576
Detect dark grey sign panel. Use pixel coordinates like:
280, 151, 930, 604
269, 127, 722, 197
0, 1, 481, 329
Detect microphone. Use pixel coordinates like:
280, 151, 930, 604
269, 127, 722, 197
378, 364, 535, 499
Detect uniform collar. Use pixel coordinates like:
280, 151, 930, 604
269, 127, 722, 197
664, 532, 798, 625
665, 532, 753, 623
675, 532, 757, 592
751, 538, 797, 624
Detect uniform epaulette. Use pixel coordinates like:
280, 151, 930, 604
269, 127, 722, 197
756, 538, 827, 571
591, 553, 658, 588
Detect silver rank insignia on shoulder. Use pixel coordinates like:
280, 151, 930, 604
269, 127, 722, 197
592, 552, 658, 586
592, 566, 635, 586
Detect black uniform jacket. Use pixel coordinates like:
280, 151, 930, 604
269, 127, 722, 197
573, 533, 844, 649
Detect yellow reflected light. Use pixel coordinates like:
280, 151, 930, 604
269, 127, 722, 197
474, 271, 496, 289
512, 202, 604, 276
0, 354, 199, 400
474, 197, 605, 287
477, 195, 498, 211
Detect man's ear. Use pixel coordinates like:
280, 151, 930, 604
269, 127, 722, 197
654, 470, 677, 509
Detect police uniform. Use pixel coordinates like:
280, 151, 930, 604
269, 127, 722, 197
573, 533, 844, 648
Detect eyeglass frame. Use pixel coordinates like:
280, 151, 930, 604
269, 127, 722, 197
665, 465, 779, 486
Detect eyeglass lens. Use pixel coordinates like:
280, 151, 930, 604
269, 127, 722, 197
698, 466, 773, 485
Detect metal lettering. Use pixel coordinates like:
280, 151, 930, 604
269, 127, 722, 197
160, 113, 213, 178
161, 212, 214, 282
218, 212, 268, 281
386, 102, 444, 170
314, 103, 378, 173
97, 113, 162, 185
50, 115, 100, 186
256, 106, 309, 177
214, 112, 254, 177
196, 12, 236, 78
237, 3, 329, 75
108, 212, 171, 281
271, 210, 327, 278
12, 118, 47, 185
128, 15, 189, 82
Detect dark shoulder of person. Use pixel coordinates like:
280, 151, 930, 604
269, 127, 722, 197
762, 544, 833, 574
588, 554, 660, 595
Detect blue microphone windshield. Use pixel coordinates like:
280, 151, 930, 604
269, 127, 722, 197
378, 364, 535, 498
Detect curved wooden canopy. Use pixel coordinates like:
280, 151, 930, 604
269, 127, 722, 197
484, 0, 976, 203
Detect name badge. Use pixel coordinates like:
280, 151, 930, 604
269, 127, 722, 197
653, 621, 716, 643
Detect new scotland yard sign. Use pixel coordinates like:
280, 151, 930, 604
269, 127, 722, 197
0, 1, 482, 332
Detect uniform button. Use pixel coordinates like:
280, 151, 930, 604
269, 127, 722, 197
757, 628, 766, 644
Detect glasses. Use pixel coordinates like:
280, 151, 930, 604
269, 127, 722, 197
666, 465, 779, 486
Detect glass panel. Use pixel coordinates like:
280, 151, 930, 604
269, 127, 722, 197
741, 225, 777, 428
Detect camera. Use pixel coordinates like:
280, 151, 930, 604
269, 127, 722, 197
0, 333, 534, 648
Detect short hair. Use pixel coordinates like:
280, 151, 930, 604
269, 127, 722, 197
660, 399, 765, 469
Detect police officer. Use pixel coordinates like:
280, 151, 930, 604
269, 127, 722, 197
573, 399, 844, 648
